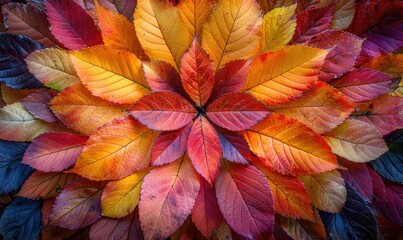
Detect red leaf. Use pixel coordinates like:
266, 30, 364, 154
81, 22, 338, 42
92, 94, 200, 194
218, 129, 251, 164
339, 160, 373, 203
210, 59, 250, 101
139, 155, 200, 239
22, 132, 88, 172
216, 161, 274, 238
130, 91, 197, 131
89, 209, 144, 240
42, 198, 55, 226
150, 124, 192, 166
292, 5, 333, 44
45, 0, 103, 50
20, 89, 58, 123
143, 61, 185, 95
49, 178, 106, 229
17, 172, 76, 200
180, 39, 214, 107
207, 93, 269, 131
368, 167, 386, 203
375, 181, 403, 225
331, 69, 391, 102
191, 178, 223, 238
351, 95, 403, 135
187, 116, 222, 184
308, 30, 364, 81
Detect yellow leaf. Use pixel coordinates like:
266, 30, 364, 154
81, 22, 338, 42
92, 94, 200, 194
256, 0, 294, 14
70, 46, 149, 104
95, 1, 147, 59
331, 0, 355, 30
101, 168, 151, 218
363, 53, 403, 78
0, 102, 68, 141
25, 48, 80, 91
0, 84, 37, 104
134, 0, 192, 69
177, 0, 215, 37
201, 0, 261, 70
243, 46, 328, 106
260, 4, 296, 52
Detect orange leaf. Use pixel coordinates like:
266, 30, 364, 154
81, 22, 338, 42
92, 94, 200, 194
363, 53, 403, 77
177, 0, 215, 37
256, 0, 295, 14
241, 113, 337, 175
50, 84, 129, 135
70, 116, 157, 180
70, 46, 149, 104
272, 81, 354, 134
243, 46, 328, 106
323, 119, 388, 163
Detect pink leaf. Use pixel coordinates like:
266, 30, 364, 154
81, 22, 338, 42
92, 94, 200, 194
375, 181, 403, 225
139, 155, 200, 239
143, 61, 185, 95
20, 89, 58, 123
22, 132, 88, 172
187, 116, 222, 184
339, 160, 373, 203
216, 161, 275, 238
218, 129, 251, 164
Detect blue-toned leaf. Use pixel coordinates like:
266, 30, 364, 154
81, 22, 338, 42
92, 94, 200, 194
369, 151, 403, 184
320, 183, 377, 240
0, 140, 34, 195
0, 33, 44, 89
0, 197, 42, 240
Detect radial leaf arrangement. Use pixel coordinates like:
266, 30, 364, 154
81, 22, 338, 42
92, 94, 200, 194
0, 0, 402, 239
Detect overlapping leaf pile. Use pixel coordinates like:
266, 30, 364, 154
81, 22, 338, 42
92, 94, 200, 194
0, 0, 402, 239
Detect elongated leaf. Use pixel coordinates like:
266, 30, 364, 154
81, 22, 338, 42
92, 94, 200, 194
292, 5, 333, 43
218, 129, 251, 164
207, 93, 269, 131
331, 69, 391, 102
50, 84, 129, 135
18, 172, 75, 199
0, 102, 68, 141
216, 161, 274, 238
143, 61, 184, 94
23, 132, 88, 172
242, 114, 337, 175
260, 4, 296, 52
272, 81, 354, 134
320, 183, 377, 240
45, 0, 102, 49
2, 2, 57, 46
201, 0, 261, 69
308, 30, 363, 81
101, 168, 150, 218
95, 2, 146, 59
210, 59, 250, 101
300, 170, 346, 213
0, 140, 33, 195
370, 152, 403, 184
243, 46, 328, 106
330, 0, 355, 30
339, 161, 373, 202
0, 33, 44, 89
89, 210, 143, 240
256, 160, 313, 220
279, 212, 327, 240
49, 178, 105, 229
70, 116, 157, 180
130, 91, 196, 131
70, 46, 149, 104
191, 178, 223, 239
134, 0, 192, 69
139, 155, 200, 239
150, 124, 191, 166
351, 95, 403, 135
20, 89, 58, 122
25, 48, 80, 90
323, 120, 388, 162
0, 197, 42, 240
187, 116, 222, 184
97, 0, 136, 21
180, 40, 214, 107
363, 53, 403, 77
375, 182, 403, 225
177, 0, 215, 37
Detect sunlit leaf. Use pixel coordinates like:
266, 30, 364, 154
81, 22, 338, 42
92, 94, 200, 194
70, 116, 157, 180
242, 113, 337, 175
139, 155, 200, 239
177, 0, 215, 37
201, 0, 261, 69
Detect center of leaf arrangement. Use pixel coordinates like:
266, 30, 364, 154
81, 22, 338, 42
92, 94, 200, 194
195, 105, 206, 115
